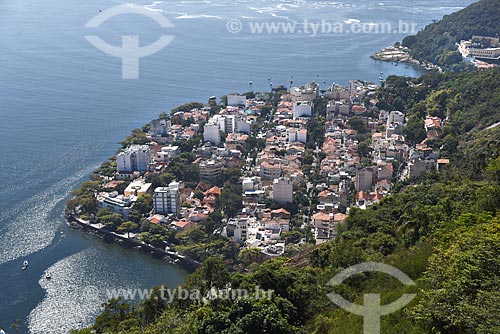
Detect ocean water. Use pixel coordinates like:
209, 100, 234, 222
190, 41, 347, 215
0, 0, 475, 332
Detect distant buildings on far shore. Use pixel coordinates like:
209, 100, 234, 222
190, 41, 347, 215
459, 35, 500, 67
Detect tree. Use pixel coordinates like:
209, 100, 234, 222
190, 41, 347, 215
171, 102, 204, 114
486, 156, 500, 184
282, 230, 303, 245
117, 221, 139, 238
357, 141, 372, 157
193, 191, 205, 201
93, 298, 132, 333
404, 114, 426, 145
238, 248, 263, 265
186, 256, 230, 293
133, 193, 153, 215
348, 117, 368, 134
413, 214, 500, 334
97, 210, 123, 231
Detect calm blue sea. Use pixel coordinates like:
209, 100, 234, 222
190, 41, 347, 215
0, 0, 475, 332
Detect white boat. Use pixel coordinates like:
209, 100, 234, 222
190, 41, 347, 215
22, 260, 29, 270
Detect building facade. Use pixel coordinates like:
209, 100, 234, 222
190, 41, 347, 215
199, 160, 223, 180
153, 181, 181, 215
272, 177, 293, 204
203, 123, 221, 145
116, 145, 152, 172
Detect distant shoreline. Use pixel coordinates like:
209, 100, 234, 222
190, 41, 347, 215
371, 45, 443, 72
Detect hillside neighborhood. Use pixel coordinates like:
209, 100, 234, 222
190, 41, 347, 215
68, 79, 450, 262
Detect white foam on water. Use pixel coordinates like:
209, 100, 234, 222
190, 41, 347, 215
144, 1, 165, 12
175, 14, 223, 19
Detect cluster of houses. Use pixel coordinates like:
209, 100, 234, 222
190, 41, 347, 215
406, 115, 449, 179
94, 79, 450, 251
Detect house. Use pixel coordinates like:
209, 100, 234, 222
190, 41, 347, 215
204, 123, 221, 145
148, 214, 167, 225
175, 220, 195, 231
409, 159, 436, 179
436, 158, 450, 171
260, 161, 282, 179
156, 145, 180, 162
356, 167, 374, 191
225, 218, 248, 242
242, 176, 262, 192
202, 186, 222, 205
356, 191, 384, 208
376, 162, 393, 181
312, 212, 343, 245
149, 119, 170, 136
271, 208, 291, 219
352, 105, 367, 116
293, 101, 313, 119
288, 128, 307, 144
227, 94, 247, 107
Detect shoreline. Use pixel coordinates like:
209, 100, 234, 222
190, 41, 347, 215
65, 213, 200, 270
371, 45, 443, 72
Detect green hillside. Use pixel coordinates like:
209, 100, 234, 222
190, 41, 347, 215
402, 0, 500, 69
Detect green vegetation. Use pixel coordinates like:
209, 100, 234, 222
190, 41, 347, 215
378, 68, 500, 138
171, 102, 205, 114
401, 0, 500, 69
72, 67, 500, 334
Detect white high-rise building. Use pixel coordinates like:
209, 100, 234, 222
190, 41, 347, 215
116, 145, 152, 172
236, 118, 251, 134
387, 111, 405, 125
203, 123, 221, 145
149, 119, 170, 136
227, 94, 247, 106
272, 177, 293, 204
293, 101, 313, 119
224, 115, 236, 133
154, 181, 181, 215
